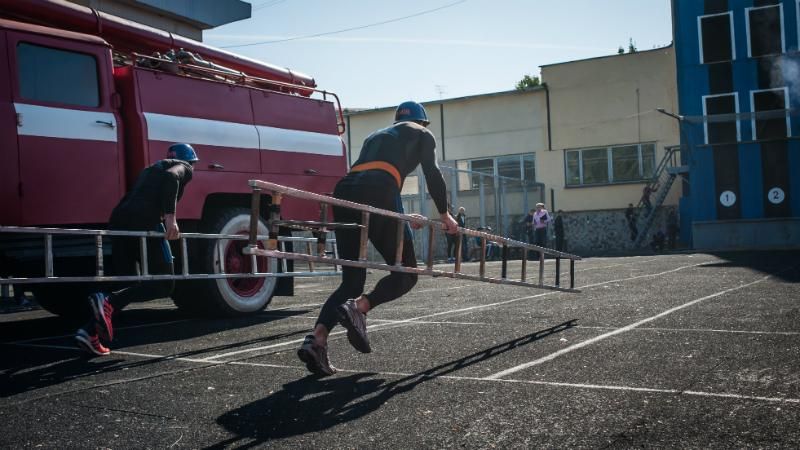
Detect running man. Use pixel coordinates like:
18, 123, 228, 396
74, 143, 197, 356
297, 101, 459, 376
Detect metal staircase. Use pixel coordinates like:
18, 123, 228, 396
632, 146, 687, 247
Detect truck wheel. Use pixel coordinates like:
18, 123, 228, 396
174, 207, 277, 316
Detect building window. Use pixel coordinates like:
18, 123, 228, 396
698, 11, 735, 64
565, 143, 656, 186
746, 4, 784, 58
466, 153, 536, 189
751, 87, 790, 140
17, 42, 100, 107
702, 93, 740, 144
469, 158, 495, 189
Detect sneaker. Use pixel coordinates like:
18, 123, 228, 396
75, 328, 110, 356
88, 293, 114, 341
337, 299, 371, 353
297, 335, 337, 376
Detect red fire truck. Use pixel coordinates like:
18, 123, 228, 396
0, 0, 347, 317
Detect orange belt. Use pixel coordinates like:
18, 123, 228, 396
349, 161, 402, 188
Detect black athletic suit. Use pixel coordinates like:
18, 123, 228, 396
316, 121, 449, 331
107, 159, 193, 311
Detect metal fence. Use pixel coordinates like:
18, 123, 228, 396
400, 164, 544, 259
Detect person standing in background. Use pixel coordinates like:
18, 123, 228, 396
554, 210, 565, 252
532, 202, 552, 259
456, 206, 468, 261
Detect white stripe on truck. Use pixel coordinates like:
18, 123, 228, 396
145, 112, 342, 156
14, 103, 118, 142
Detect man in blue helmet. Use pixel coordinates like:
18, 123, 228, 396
297, 101, 459, 376
75, 143, 197, 356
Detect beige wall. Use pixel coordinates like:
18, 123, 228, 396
541, 46, 680, 211
439, 90, 547, 160
344, 46, 679, 215
345, 89, 547, 165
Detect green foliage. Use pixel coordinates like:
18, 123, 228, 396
515, 74, 541, 90
627, 38, 637, 53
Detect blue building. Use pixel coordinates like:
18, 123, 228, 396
673, 0, 800, 249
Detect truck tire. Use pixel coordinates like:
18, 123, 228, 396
173, 207, 277, 316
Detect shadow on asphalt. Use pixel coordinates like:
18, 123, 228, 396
211, 319, 577, 448
699, 251, 800, 282
0, 308, 313, 398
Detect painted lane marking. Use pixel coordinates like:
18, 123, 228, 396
577, 326, 800, 336
3, 319, 194, 345
13, 343, 798, 407
200, 262, 703, 361
486, 274, 774, 380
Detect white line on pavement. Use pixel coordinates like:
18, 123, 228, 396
23, 343, 793, 407
485, 274, 774, 380
577, 326, 800, 336
201, 262, 702, 361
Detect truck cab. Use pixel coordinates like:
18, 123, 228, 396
0, 19, 124, 227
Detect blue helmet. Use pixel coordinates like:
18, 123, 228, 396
394, 101, 429, 126
167, 143, 199, 163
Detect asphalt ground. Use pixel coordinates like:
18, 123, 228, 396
1, 250, 799, 449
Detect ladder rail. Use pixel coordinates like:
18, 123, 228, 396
246, 179, 582, 293
0, 226, 339, 284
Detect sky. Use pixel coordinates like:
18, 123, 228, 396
205, 0, 674, 109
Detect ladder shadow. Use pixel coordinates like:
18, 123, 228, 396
211, 319, 577, 448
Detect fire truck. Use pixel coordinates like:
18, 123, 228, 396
0, 0, 347, 317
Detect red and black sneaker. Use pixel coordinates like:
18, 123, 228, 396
88, 292, 114, 341
75, 328, 110, 356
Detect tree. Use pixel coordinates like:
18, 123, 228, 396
515, 74, 541, 90
617, 38, 637, 54
627, 37, 637, 53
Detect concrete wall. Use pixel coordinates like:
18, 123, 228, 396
345, 89, 547, 165
693, 218, 800, 251
541, 46, 681, 212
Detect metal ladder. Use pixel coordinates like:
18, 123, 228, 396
246, 180, 582, 293
0, 226, 339, 286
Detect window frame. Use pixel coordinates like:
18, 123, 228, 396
745, 3, 785, 58
750, 87, 791, 140
563, 142, 657, 187
465, 153, 536, 189
701, 92, 741, 145
697, 11, 736, 64
15, 41, 102, 109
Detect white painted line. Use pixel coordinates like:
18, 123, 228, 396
261, 314, 487, 326
486, 274, 774, 380
4, 319, 194, 345
202, 262, 703, 361
578, 326, 800, 336
15, 103, 118, 142
13, 341, 799, 407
